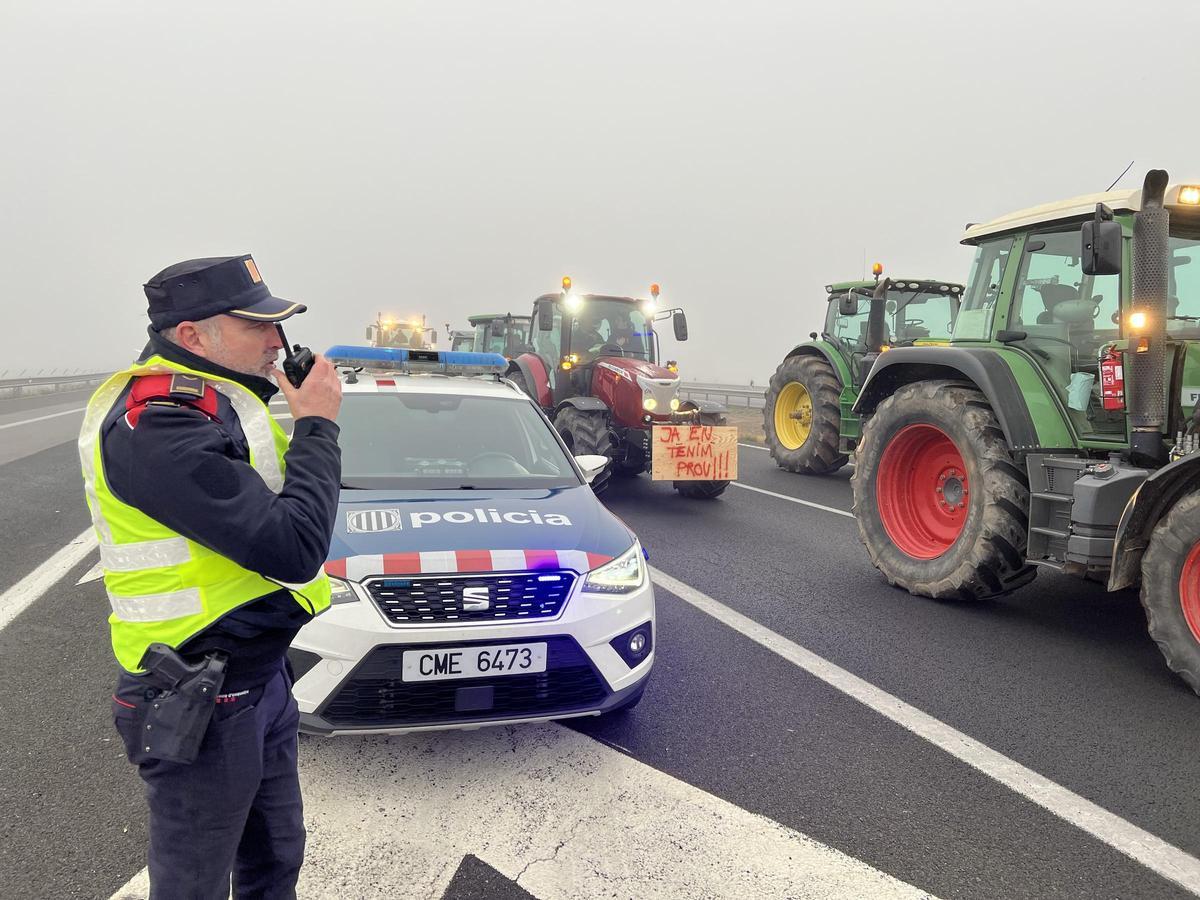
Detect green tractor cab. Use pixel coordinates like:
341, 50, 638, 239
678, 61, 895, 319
467, 313, 533, 359
851, 170, 1200, 695
764, 271, 963, 475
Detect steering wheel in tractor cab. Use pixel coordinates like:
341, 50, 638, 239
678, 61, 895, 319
595, 342, 626, 357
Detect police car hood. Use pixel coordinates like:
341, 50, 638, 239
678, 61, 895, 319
325, 485, 636, 580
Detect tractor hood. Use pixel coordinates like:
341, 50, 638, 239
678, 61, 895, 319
595, 357, 678, 382
324, 485, 636, 580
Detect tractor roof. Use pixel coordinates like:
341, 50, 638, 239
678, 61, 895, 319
825, 278, 963, 294
468, 313, 530, 324
962, 181, 1200, 244
536, 293, 642, 304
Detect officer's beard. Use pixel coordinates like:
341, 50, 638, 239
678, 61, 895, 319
186, 321, 276, 378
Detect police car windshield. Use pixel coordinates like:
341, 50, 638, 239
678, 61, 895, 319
337, 392, 582, 490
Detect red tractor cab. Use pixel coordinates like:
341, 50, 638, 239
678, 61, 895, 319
507, 279, 730, 499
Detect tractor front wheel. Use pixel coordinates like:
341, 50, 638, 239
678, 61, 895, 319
764, 354, 848, 475
1140, 490, 1200, 695
852, 380, 1035, 600
555, 406, 614, 495
674, 412, 730, 499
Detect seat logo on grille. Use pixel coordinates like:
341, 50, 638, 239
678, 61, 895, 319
346, 508, 404, 533
461, 586, 491, 611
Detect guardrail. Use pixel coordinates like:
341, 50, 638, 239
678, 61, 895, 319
679, 382, 764, 409
0, 371, 110, 399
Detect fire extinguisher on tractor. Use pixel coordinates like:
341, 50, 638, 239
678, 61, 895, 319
1100, 343, 1125, 411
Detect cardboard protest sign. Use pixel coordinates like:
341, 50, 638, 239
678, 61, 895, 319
651, 425, 738, 481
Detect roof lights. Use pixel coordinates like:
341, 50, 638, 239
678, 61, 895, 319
325, 345, 507, 376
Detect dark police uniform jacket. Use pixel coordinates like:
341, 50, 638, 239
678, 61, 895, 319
100, 328, 341, 690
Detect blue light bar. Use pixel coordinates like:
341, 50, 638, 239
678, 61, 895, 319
326, 345, 508, 376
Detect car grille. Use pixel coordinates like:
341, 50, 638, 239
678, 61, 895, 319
364, 571, 575, 625
319, 637, 607, 727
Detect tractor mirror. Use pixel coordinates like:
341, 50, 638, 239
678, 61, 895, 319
365, 326, 374, 340
673, 310, 689, 341
838, 293, 859, 317
537, 299, 555, 331
1082, 203, 1122, 276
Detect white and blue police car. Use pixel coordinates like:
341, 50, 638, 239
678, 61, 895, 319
288, 346, 654, 734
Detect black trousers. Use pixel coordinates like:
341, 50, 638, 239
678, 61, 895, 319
113, 663, 305, 900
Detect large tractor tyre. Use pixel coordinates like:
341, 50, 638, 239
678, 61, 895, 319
764, 354, 848, 475
851, 380, 1035, 600
555, 406, 614, 495
1140, 490, 1200, 695
674, 412, 730, 500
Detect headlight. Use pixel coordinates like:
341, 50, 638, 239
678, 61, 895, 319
583, 541, 646, 594
643, 396, 658, 411
329, 576, 359, 605
669, 397, 680, 411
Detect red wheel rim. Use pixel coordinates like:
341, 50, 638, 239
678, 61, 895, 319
876, 424, 969, 559
1177, 544, 1200, 644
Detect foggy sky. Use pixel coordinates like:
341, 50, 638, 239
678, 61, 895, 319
3, 0, 1199, 384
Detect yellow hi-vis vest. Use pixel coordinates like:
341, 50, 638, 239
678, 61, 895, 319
79, 355, 332, 673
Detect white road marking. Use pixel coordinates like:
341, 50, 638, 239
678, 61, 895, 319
739, 441, 769, 450
0, 528, 97, 632
731, 481, 855, 519
75, 561, 104, 585
110, 723, 936, 900
649, 566, 1200, 897
0, 406, 86, 430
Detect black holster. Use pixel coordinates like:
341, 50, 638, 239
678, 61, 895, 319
138, 643, 228, 764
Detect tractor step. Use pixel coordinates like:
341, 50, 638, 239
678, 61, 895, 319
1025, 455, 1089, 567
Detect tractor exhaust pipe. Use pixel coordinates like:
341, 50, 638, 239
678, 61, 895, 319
865, 277, 891, 354
1129, 169, 1170, 465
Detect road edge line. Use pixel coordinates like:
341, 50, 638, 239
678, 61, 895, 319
0, 407, 87, 431
649, 565, 1200, 897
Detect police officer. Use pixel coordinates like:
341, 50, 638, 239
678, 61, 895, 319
79, 255, 343, 899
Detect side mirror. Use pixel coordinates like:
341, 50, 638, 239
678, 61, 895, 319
1082, 203, 1122, 275
673, 311, 689, 341
838, 293, 859, 317
365, 326, 374, 340
537, 299, 555, 331
574, 454, 610, 485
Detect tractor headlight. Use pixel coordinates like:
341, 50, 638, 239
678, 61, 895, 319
643, 396, 658, 411
1129, 311, 1148, 331
669, 397, 681, 411
583, 541, 646, 594
328, 576, 360, 605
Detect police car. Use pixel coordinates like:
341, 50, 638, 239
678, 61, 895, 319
288, 347, 654, 734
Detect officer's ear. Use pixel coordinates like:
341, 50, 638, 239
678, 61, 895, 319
172, 319, 221, 358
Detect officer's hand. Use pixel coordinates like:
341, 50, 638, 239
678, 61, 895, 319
272, 354, 342, 422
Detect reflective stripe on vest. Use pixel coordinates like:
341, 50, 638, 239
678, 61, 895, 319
79, 355, 331, 671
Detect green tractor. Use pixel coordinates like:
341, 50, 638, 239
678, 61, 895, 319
764, 268, 963, 474
468, 313, 533, 359
851, 169, 1200, 694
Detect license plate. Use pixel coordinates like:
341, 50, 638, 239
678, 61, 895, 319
401, 642, 548, 683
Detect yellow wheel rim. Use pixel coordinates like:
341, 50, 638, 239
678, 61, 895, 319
774, 381, 813, 450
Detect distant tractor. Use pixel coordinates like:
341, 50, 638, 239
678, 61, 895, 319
447, 328, 475, 352
764, 268, 963, 475
507, 278, 731, 498
468, 313, 533, 359
366, 313, 437, 350
852, 170, 1200, 695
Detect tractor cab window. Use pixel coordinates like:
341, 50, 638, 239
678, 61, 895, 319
825, 292, 872, 353
1168, 229, 1200, 338
1009, 228, 1122, 437
885, 285, 959, 345
535, 305, 565, 388
566, 301, 655, 364
955, 237, 1015, 340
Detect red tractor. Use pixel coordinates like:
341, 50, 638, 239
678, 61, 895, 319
507, 278, 730, 499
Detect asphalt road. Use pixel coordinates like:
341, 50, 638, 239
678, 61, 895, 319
1, 391, 1198, 899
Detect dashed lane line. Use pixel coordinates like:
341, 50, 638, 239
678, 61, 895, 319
0, 406, 86, 430
0, 528, 97, 632
730, 481, 855, 519
649, 566, 1200, 897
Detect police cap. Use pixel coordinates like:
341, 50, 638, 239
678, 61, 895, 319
143, 255, 307, 330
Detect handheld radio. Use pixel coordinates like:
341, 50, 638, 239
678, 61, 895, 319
276, 324, 314, 388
